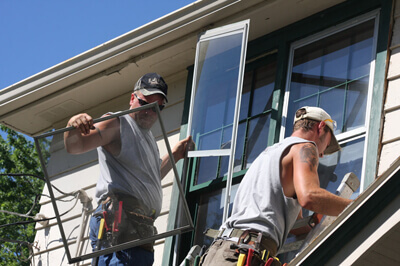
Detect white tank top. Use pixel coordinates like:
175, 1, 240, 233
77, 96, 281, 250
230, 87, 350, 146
224, 137, 315, 251
95, 114, 162, 217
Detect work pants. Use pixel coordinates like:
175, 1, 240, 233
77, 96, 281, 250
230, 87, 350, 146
199, 239, 238, 266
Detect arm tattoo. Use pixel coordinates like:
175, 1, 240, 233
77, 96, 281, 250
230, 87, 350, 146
300, 144, 318, 171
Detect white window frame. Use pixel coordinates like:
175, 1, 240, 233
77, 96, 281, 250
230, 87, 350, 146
280, 10, 380, 191
187, 20, 250, 222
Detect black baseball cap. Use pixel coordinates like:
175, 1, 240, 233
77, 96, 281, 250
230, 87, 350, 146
133, 73, 168, 102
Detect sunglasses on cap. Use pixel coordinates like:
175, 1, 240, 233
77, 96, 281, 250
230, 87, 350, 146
134, 93, 165, 112
323, 118, 337, 131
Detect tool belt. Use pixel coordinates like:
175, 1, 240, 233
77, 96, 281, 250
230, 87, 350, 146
205, 228, 277, 256
95, 193, 157, 252
204, 228, 283, 266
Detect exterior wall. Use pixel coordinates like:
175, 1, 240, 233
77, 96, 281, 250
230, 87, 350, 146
31, 71, 188, 266
379, 0, 400, 176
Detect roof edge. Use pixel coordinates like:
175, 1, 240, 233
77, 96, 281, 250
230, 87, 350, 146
0, 0, 242, 105
290, 156, 400, 265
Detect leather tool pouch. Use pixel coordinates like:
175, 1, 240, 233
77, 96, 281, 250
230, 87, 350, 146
103, 194, 157, 248
117, 209, 156, 243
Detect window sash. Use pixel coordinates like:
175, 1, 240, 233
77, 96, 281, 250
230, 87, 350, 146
187, 20, 250, 223
281, 10, 380, 192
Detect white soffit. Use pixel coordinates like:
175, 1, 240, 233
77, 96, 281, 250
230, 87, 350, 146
0, 0, 345, 135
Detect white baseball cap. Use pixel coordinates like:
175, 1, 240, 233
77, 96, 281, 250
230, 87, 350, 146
294, 106, 340, 155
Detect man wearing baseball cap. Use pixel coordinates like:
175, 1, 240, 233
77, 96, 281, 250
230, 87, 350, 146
200, 106, 352, 266
64, 73, 192, 265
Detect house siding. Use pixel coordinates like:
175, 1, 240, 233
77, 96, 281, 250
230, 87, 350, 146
379, 0, 400, 177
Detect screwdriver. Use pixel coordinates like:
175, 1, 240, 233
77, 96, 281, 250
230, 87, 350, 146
237, 253, 246, 266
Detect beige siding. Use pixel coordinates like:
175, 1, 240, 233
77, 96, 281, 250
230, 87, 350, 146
31, 71, 187, 265
378, 0, 400, 177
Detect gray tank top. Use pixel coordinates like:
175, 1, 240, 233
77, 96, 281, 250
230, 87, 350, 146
224, 137, 314, 251
95, 114, 162, 217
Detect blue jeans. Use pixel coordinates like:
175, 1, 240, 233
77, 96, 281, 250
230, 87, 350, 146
89, 205, 154, 266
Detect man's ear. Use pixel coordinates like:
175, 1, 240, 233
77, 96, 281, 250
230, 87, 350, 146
318, 120, 326, 133
130, 93, 135, 105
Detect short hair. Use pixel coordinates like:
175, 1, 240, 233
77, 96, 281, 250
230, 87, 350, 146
293, 108, 329, 133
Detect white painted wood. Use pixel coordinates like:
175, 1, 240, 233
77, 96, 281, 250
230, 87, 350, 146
387, 47, 400, 80
385, 79, 400, 111
378, 140, 400, 176
382, 109, 400, 143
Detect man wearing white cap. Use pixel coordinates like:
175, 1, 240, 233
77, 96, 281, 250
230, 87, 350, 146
200, 106, 352, 266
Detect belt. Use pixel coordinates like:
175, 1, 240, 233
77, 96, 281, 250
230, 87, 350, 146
103, 193, 156, 218
205, 228, 278, 256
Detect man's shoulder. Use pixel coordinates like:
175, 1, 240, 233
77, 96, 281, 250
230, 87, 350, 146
279, 137, 316, 156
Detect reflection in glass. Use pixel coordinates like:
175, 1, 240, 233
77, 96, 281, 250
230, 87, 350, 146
194, 56, 277, 184
298, 137, 365, 222
195, 156, 219, 184
245, 114, 271, 168
191, 33, 243, 151
239, 71, 253, 120
219, 123, 247, 178
345, 76, 369, 131
285, 19, 374, 137
193, 184, 239, 247
318, 137, 364, 197
251, 63, 276, 116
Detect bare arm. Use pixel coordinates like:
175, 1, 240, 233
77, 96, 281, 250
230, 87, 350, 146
160, 136, 193, 179
292, 143, 352, 216
64, 113, 120, 154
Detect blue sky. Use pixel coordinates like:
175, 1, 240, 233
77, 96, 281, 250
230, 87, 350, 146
0, 0, 194, 90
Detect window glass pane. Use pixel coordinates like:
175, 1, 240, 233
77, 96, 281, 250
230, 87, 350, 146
239, 71, 253, 120
193, 184, 239, 247
198, 129, 222, 150
251, 63, 276, 116
319, 86, 345, 134
191, 33, 243, 151
195, 56, 277, 184
318, 137, 364, 197
219, 122, 247, 178
195, 157, 219, 185
345, 76, 369, 131
285, 19, 374, 137
245, 114, 271, 168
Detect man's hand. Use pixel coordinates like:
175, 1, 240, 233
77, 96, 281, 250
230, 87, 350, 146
172, 135, 195, 162
161, 135, 194, 179
64, 113, 120, 155
67, 113, 95, 135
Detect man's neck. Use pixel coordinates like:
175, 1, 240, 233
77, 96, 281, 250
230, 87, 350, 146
291, 129, 318, 143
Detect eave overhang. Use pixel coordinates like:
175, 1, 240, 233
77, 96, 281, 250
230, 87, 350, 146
0, 0, 345, 136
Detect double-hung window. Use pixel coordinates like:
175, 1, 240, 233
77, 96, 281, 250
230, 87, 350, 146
282, 12, 379, 199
